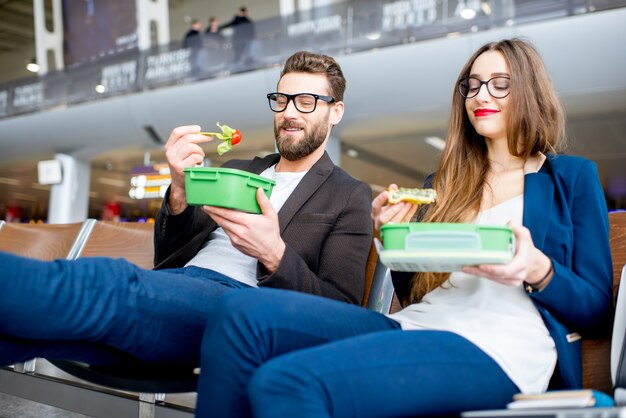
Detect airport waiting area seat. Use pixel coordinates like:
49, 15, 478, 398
48, 219, 199, 396
0, 220, 87, 376
0, 219, 196, 417
0, 219, 85, 260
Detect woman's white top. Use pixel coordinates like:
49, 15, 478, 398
186, 165, 307, 287
388, 192, 557, 394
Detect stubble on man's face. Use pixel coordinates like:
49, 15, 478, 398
274, 116, 329, 161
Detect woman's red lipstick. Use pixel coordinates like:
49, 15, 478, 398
474, 109, 499, 117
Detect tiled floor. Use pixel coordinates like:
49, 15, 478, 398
0, 392, 90, 418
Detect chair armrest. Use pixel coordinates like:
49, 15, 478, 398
366, 259, 394, 314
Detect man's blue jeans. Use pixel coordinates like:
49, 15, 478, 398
0, 251, 249, 367
197, 288, 519, 418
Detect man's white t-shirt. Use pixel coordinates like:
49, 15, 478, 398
185, 164, 307, 287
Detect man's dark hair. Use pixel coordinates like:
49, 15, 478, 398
280, 51, 346, 102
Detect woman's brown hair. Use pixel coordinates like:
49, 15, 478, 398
407, 38, 566, 304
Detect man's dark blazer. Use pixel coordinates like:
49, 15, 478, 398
392, 155, 613, 389
153, 152, 373, 305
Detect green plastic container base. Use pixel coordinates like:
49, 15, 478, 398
379, 223, 515, 272
184, 167, 276, 214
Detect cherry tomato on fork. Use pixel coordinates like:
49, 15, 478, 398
231, 130, 242, 145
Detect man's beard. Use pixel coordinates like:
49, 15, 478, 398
274, 119, 328, 161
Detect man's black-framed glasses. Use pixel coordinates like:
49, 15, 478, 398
267, 92, 336, 113
458, 76, 511, 99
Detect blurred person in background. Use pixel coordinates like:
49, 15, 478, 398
183, 18, 203, 49
204, 16, 224, 44
101, 202, 121, 222
221, 6, 256, 66
5, 205, 22, 223
184, 18, 205, 75
204, 16, 226, 65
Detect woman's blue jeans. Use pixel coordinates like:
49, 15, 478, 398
0, 251, 249, 367
197, 288, 519, 418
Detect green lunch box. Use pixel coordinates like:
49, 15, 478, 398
378, 223, 515, 272
184, 167, 276, 214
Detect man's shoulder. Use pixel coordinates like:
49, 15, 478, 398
326, 164, 371, 192
308, 153, 369, 190
329, 164, 361, 181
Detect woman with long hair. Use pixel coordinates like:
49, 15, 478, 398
195, 38, 613, 418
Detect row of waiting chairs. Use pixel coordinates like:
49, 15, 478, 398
0, 212, 625, 417
0, 218, 155, 267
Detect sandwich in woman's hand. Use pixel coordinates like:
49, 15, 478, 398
387, 187, 437, 205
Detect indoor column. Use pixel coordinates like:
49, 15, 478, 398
48, 154, 91, 224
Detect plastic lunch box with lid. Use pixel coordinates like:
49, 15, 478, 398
377, 223, 515, 272
184, 167, 276, 214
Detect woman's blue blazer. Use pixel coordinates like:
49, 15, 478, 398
523, 154, 613, 388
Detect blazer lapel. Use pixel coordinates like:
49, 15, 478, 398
277, 152, 334, 234
523, 167, 554, 250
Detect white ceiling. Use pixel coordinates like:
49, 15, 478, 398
0, 7, 625, 218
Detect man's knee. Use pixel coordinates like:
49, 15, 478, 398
211, 288, 293, 323
202, 289, 296, 353
202, 289, 265, 344
211, 288, 260, 320
248, 358, 328, 416
248, 359, 308, 400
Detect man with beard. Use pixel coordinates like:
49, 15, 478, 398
154, 50, 371, 304
0, 51, 372, 371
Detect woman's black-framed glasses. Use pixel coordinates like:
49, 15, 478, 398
458, 76, 511, 99
267, 92, 336, 114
